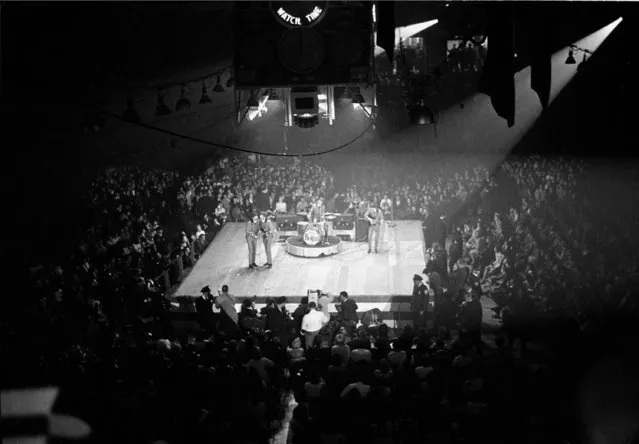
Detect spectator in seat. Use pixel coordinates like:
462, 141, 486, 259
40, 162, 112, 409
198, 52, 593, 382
246, 346, 275, 385
331, 334, 350, 366
275, 196, 287, 215
194, 234, 207, 256
266, 296, 291, 347
288, 336, 306, 363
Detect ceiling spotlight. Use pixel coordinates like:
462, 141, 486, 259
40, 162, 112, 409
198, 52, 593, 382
176, 86, 191, 113
339, 88, 352, 100
213, 75, 225, 93
199, 82, 212, 104
409, 102, 435, 125
565, 49, 576, 65
155, 91, 171, 117
123, 97, 141, 123
267, 88, 280, 101
577, 54, 588, 73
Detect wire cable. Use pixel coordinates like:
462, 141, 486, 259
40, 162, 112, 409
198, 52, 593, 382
129, 64, 233, 91
94, 107, 375, 158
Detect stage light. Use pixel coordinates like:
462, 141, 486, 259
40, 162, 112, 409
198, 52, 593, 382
339, 88, 352, 100
175, 86, 191, 113
213, 75, 225, 92
577, 53, 588, 73
268, 88, 281, 101
123, 97, 141, 123
199, 83, 212, 104
155, 91, 171, 117
409, 102, 435, 125
353, 92, 365, 104
565, 50, 577, 64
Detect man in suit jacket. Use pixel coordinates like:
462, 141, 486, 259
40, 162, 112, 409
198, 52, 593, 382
259, 212, 275, 268
266, 296, 290, 346
338, 291, 358, 324
195, 286, 214, 333
412, 274, 431, 329
246, 214, 260, 269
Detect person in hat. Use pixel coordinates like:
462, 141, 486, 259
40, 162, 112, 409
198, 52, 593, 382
195, 286, 215, 333
258, 212, 275, 268
412, 274, 430, 329
265, 296, 290, 346
246, 213, 260, 269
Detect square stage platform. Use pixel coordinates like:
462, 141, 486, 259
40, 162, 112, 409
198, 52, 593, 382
173, 221, 427, 316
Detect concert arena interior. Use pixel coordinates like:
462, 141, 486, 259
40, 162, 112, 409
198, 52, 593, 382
3, 2, 639, 444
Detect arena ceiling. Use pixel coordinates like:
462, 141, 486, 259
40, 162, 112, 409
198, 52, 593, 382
3, 2, 639, 205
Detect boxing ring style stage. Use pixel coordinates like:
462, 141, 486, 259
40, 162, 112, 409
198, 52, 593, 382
173, 221, 428, 324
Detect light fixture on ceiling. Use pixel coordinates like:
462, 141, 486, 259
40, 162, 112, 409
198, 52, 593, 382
176, 86, 191, 113
199, 82, 212, 104
565, 49, 577, 65
155, 90, 172, 117
409, 100, 436, 125
213, 75, 225, 92
123, 97, 141, 123
247, 96, 259, 110
267, 88, 280, 101
339, 87, 352, 100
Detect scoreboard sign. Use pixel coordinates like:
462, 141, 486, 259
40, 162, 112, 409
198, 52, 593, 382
270, 1, 328, 27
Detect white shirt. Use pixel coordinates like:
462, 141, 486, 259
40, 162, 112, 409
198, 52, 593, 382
301, 309, 328, 333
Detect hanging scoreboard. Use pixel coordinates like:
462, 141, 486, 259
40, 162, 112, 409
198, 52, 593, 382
233, 1, 374, 88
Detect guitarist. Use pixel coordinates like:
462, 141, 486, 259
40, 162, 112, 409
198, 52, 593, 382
365, 201, 384, 253
246, 214, 260, 269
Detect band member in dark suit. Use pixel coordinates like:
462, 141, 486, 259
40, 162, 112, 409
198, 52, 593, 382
365, 202, 384, 253
412, 274, 431, 329
259, 212, 275, 268
265, 296, 290, 346
195, 286, 215, 332
246, 214, 260, 269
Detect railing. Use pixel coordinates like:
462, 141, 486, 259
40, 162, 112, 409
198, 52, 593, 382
152, 231, 219, 293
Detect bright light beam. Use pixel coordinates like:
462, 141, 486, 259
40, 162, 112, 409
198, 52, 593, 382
424, 16, 623, 157
374, 19, 439, 57
387, 17, 623, 220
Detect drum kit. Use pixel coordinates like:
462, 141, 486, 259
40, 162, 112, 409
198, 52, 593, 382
296, 212, 339, 244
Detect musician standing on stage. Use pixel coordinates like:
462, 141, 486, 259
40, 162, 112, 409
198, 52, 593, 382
365, 201, 383, 254
259, 212, 274, 269
246, 214, 260, 269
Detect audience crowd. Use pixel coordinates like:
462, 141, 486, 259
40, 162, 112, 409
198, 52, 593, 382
4, 148, 639, 444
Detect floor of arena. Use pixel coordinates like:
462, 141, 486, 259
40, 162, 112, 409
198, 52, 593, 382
173, 220, 501, 328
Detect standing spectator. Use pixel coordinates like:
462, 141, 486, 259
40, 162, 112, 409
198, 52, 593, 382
266, 296, 291, 346
301, 302, 328, 349
338, 291, 358, 326
215, 285, 239, 338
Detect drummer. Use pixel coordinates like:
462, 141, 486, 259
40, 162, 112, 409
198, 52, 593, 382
307, 197, 326, 224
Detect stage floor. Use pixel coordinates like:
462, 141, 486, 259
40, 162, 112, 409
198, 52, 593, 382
172, 220, 502, 329
173, 221, 425, 315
